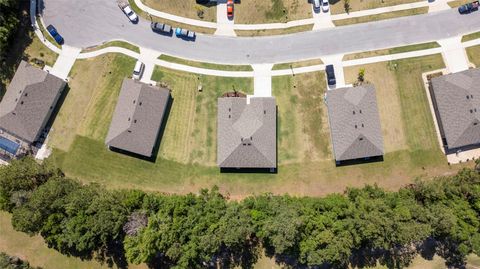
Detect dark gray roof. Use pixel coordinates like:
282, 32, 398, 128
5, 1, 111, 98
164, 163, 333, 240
0, 61, 66, 143
105, 79, 170, 157
326, 84, 384, 161
217, 97, 276, 168
430, 69, 480, 150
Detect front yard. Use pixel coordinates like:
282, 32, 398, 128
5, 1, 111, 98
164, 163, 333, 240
141, 0, 217, 22
234, 0, 312, 24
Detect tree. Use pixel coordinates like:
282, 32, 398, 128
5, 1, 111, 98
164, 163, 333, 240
0, 157, 60, 211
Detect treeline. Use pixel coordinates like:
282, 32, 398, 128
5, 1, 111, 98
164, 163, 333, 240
0, 252, 41, 269
0, 0, 20, 60
1, 158, 480, 269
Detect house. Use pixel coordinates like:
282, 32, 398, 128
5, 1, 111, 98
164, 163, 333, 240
217, 96, 276, 169
0, 61, 66, 159
325, 84, 384, 163
105, 79, 170, 158
430, 69, 480, 152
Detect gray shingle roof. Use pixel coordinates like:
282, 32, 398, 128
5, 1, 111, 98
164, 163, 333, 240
430, 69, 480, 150
326, 84, 384, 161
0, 61, 66, 143
217, 97, 277, 168
105, 79, 170, 157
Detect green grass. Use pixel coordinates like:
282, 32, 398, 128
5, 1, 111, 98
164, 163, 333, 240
333, 7, 428, 26
158, 54, 253, 71
82, 41, 140, 53
462, 31, 480, 42
447, 0, 471, 7
466, 45, 480, 67
343, 42, 440, 61
272, 58, 324, 70
235, 24, 313, 37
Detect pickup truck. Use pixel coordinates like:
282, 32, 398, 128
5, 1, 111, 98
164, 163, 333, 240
458, 1, 479, 14
175, 27, 196, 40
46, 24, 64, 45
118, 2, 138, 22
151, 22, 172, 35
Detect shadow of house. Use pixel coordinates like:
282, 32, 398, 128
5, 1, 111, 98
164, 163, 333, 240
217, 96, 277, 173
429, 69, 480, 155
325, 84, 384, 166
105, 79, 171, 161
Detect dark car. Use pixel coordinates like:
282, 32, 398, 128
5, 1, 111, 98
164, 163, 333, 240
459, 1, 479, 13
151, 22, 172, 35
46, 24, 64, 45
325, 64, 336, 86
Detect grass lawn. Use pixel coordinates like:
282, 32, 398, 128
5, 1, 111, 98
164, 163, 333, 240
272, 58, 324, 70
466, 45, 480, 67
333, 7, 428, 26
330, 0, 423, 14
141, 0, 216, 22
46, 53, 472, 199
447, 0, 471, 7
234, 0, 312, 24
158, 54, 253, 71
82, 41, 140, 53
343, 42, 440, 61
235, 24, 313, 36
463, 31, 480, 42
0, 212, 147, 269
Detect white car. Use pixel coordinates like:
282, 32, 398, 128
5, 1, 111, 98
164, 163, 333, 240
132, 61, 144, 80
321, 0, 329, 12
122, 5, 138, 22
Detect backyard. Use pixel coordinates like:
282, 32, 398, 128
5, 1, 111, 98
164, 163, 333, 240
45, 53, 471, 199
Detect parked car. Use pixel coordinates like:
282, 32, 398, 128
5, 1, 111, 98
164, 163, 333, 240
458, 1, 479, 13
132, 60, 145, 80
321, 0, 329, 12
46, 24, 64, 45
119, 3, 138, 22
325, 65, 336, 86
175, 27, 196, 40
313, 0, 321, 12
227, 0, 234, 20
151, 22, 172, 35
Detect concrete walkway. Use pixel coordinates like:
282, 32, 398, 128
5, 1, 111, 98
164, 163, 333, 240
438, 36, 471, 73
428, 0, 451, 13
252, 64, 273, 97
215, 0, 236, 36
48, 45, 81, 80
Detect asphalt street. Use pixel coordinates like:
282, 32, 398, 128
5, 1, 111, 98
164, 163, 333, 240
43, 0, 480, 64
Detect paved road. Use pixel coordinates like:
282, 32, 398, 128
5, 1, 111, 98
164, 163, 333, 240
43, 0, 480, 64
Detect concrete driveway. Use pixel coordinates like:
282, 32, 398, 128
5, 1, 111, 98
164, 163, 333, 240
42, 0, 480, 64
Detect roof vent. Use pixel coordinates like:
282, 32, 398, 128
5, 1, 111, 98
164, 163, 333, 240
134, 119, 137, 123
133, 100, 136, 104
355, 125, 357, 129
361, 123, 364, 127
128, 118, 131, 121
353, 111, 356, 115
359, 109, 362, 114
359, 137, 364, 141
264, 110, 266, 114
128, 130, 132, 133
139, 102, 142, 106
24, 93, 28, 97
20, 101, 24, 105
467, 95, 470, 99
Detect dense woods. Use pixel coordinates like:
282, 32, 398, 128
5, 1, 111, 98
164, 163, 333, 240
1, 158, 480, 268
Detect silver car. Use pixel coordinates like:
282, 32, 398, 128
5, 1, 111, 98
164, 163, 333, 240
313, 0, 321, 12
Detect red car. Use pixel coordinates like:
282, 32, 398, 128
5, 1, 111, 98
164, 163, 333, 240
227, 0, 234, 20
